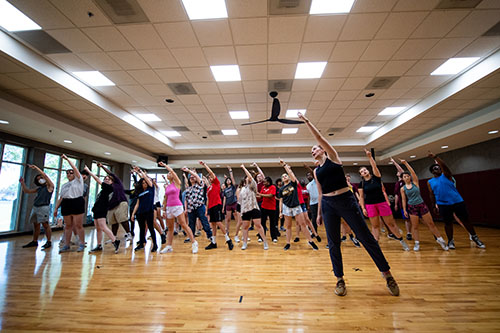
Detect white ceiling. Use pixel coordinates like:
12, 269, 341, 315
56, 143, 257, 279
0, 0, 500, 168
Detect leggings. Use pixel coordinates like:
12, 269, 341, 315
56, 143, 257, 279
136, 210, 156, 245
261, 208, 279, 240
438, 202, 476, 240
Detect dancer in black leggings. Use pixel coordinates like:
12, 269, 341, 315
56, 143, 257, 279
299, 112, 399, 296
131, 167, 158, 252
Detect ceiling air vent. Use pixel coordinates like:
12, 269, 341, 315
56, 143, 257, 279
167, 82, 197, 95
207, 130, 222, 136
269, 0, 312, 15
268, 79, 293, 92
435, 0, 482, 9
171, 126, 190, 132
365, 77, 400, 90
267, 129, 282, 134
327, 127, 344, 133
13, 30, 71, 54
94, 0, 150, 24
483, 20, 500, 36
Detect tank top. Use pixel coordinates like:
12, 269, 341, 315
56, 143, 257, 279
165, 183, 183, 207
33, 185, 52, 207
403, 183, 423, 206
315, 158, 348, 193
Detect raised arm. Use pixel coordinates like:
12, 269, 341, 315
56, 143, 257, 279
159, 161, 181, 187
390, 157, 405, 175
303, 163, 314, 174
84, 165, 102, 185
199, 161, 215, 179
241, 164, 253, 180
279, 159, 297, 183
98, 163, 113, 176
298, 112, 341, 164
428, 151, 452, 179
19, 177, 37, 194
227, 165, 235, 186
62, 154, 81, 179
400, 159, 418, 185
251, 162, 265, 178
134, 166, 152, 187
365, 149, 381, 177
182, 167, 201, 184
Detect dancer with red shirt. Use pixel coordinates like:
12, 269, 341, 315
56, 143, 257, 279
259, 176, 279, 243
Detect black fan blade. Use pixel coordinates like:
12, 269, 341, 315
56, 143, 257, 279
277, 118, 304, 124
241, 119, 270, 126
270, 98, 280, 120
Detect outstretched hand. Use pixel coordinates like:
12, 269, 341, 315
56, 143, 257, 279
364, 149, 372, 158
297, 112, 308, 121
428, 151, 436, 159
181, 167, 189, 172
61, 154, 68, 160
399, 159, 406, 164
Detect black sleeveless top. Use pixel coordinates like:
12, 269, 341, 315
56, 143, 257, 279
315, 158, 348, 193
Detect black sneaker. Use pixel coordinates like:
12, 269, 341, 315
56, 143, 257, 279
249, 226, 254, 231
113, 239, 121, 253
89, 245, 103, 253
184, 238, 191, 243
161, 233, 167, 244
22, 241, 38, 248
283, 243, 291, 251
316, 235, 322, 242
386, 277, 400, 296
387, 233, 397, 240
205, 242, 217, 250
173, 231, 178, 236
41, 241, 52, 249
406, 233, 413, 241
340, 236, 347, 242
309, 241, 319, 250
350, 235, 361, 248
335, 279, 347, 296
134, 243, 144, 251
151, 244, 158, 252
227, 239, 234, 250
471, 235, 485, 249
293, 237, 300, 243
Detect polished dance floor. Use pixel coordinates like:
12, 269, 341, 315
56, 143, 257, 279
0, 221, 498, 332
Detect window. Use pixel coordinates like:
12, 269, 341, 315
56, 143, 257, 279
0, 144, 26, 232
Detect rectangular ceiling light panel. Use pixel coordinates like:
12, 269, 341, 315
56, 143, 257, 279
282, 128, 298, 134
222, 129, 238, 135
229, 111, 249, 119
285, 109, 306, 118
136, 113, 161, 122
0, 0, 41, 31
182, 0, 228, 20
310, 0, 355, 14
356, 126, 378, 133
163, 130, 181, 137
295, 62, 327, 79
378, 107, 406, 116
211, 65, 241, 82
431, 57, 480, 75
73, 71, 115, 86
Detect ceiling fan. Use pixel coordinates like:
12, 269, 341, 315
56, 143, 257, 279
241, 91, 304, 126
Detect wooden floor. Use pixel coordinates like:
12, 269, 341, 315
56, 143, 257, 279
1, 221, 499, 332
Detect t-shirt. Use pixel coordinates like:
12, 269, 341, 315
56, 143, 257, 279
185, 183, 205, 212
92, 183, 113, 213
428, 174, 464, 205
59, 175, 84, 199
207, 177, 221, 208
108, 173, 127, 209
360, 175, 386, 205
260, 185, 276, 211
297, 182, 305, 205
278, 181, 300, 208
240, 179, 260, 214
137, 185, 155, 214
223, 184, 237, 205
306, 179, 319, 205
301, 186, 309, 204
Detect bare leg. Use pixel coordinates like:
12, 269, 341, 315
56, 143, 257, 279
32, 223, 41, 241
177, 213, 195, 243
296, 214, 313, 242
368, 216, 381, 240
380, 215, 403, 238
165, 218, 175, 246
63, 216, 74, 246
409, 215, 420, 242
96, 218, 116, 244
284, 216, 292, 244
253, 219, 267, 243
41, 222, 52, 241
421, 212, 442, 238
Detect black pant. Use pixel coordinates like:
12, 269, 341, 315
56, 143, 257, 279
309, 203, 318, 232
137, 210, 156, 245
261, 208, 279, 240
322, 191, 390, 277
438, 201, 476, 240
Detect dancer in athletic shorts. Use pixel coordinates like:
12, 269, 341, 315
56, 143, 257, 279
390, 157, 412, 241
222, 166, 238, 235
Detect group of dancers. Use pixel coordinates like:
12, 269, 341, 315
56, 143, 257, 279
19, 114, 486, 296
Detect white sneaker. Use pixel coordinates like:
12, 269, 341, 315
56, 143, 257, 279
234, 235, 240, 243
247, 237, 251, 242
400, 239, 410, 251
272, 239, 278, 243
241, 243, 247, 250
436, 238, 449, 251
263, 242, 269, 250
192, 241, 198, 254
124, 233, 132, 241
413, 243, 420, 251
160, 245, 173, 254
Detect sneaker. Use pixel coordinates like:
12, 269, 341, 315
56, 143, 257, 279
293, 237, 300, 243
59, 245, 71, 253
113, 239, 121, 253
316, 235, 322, 242
413, 242, 420, 251
160, 245, 173, 254
124, 233, 132, 242
272, 239, 278, 243
134, 244, 144, 251
471, 235, 486, 249
280, 226, 286, 232
77, 244, 85, 252
406, 233, 412, 241
469, 234, 473, 241
263, 242, 269, 250
340, 236, 347, 242
380, 227, 386, 233
309, 241, 319, 250
205, 242, 217, 250
151, 244, 158, 252
42, 241, 52, 249
161, 233, 167, 245
227, 239, 234, 251
195, 230, 201, 237
89, 245, 103, 253
335, 279, 347, 296
386, 277, 400, 296
184, 238, 191, 243
448, 239, 456, 250
249, 226, 254, 231
326, 244, 329, 249
173, 231, 178, 236
436, 238, 449, 251
387, 233, 397, 240
283, 243, 291, 251
350, 236, 361, 248
234, 235, 240, 243
22, 240, 38, 248
257, 235, 263, 243
241, 242, 247, 250
400, 239, 410, 251
192, 241, 198, 254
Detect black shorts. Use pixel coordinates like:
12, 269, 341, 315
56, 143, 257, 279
61, 197, 85, 216
438, 202, 468, 223
236, 203, 241, 213
155, 201, 161, 209
208, 204, 223, 222
242, 209, 261, 221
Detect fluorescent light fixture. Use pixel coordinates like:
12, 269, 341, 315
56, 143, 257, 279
410, 155, 416, 158
104, 152, 111, 155
181, 0, 228, 20
73, 71, 115, 86
356, 126, 378, 133
132, 160, 137, 163
295, 62, 327, 79
286, 109, 306, 118
163, 130, 181, 137
210, 65, 241, 82
353, 162, 358, 165
222, 129, 238, 136
488, 130, 498, 134
63, 140, 72, 144
229, 111, 249, 119
282, 128, 298, 134
310, 0, 355, 14
136, 114, 161, 122
431, 57, 480, 75
0, 0, 41, 31
378, 107, 406, 116
441, 145, 448, 149
0, 120, 9, 125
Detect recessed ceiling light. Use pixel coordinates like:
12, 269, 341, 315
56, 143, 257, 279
310, 0, 355, 14
0, 0, 42, 31
441, 145, 448, 149
356, 126, 378, 133
63, 140, 72, 144
222, 129, 238, 136
229, 111, 249, 119
210, 65, 241, 82
431, 57, 480, 75
388, 161, 393, 164
295, 62, 327, 79
132, 160, 137, 163
282, 128, 298, 134
136, 114, 161, 122
72, 71, 115, 86
181, 0, 228, 20
286, 109, 306, 118
353, 162, 358, 165
163, 130, 181, 137
0, 120, 9, 125
104, 152, 111, 155
378, 107, 406, 116
488, 130, 498, 134
410, 155, 416, 158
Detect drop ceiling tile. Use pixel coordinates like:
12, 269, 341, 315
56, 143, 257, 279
317, 78, 345, 91
218, 82, 244, 94
77, 52, 121, 70
223, 93, 245, 104
82, 27, 133, 51
352, 0, 398, 12
245, 93, 267, 103
137, 0, 187, 22
268, 43, 301, 64
203, 46, 237, 65
128, 70, 162, 84
392, 39, 440, 60
171, 48, 208, 67
100, 71, 137, 85
138, 49, 179, 69
377, 60, 416, 76
230, 18, 267, 45
240, 65, 268, 80
235, 45, 268, 65
47, 53, 94, 71
323, 62, 356, 78
416, 76, 451, 88
393, 0, 441, 11
449, 10, 500, 38
360, 40, 404, 61
342, 78, 372, 90
350, 61, 386, 77
289, 91, 313, 103
312, 90, 336, 101
226, 0, 267, 18
155, 68, 189, 83
155, 22, 199, 48
46, 29, 101, 53
376, 12, 429, 40
50, 0, 111, 27
339, 13, 388, 41
0, 74, 29, 89
192, 82, 220, 94
200, 94, 224, 104
406, 59, 446, 76
108, 51, 149, 70
268, 64, 295, 79
9, 0, 74, 29
7, 73, 58, 88
292, 79, 319, 91
243, 80, 267, 93
456, 36, 500, 57
12, 88, 54, 101
401, 87, 433, 99
299, 43, 335, 62
184, 67, 214, 82
424, 37, 475, 59
411, 11, 470, 38
192, 20, 233, 46
377, 88, 408, 99
303, 15, 346, 42
177, 95, 203, 105
269, 16, 307, 43
335, 90, 360, 100
330, 41, 370, 62
118, 24, 166, 50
